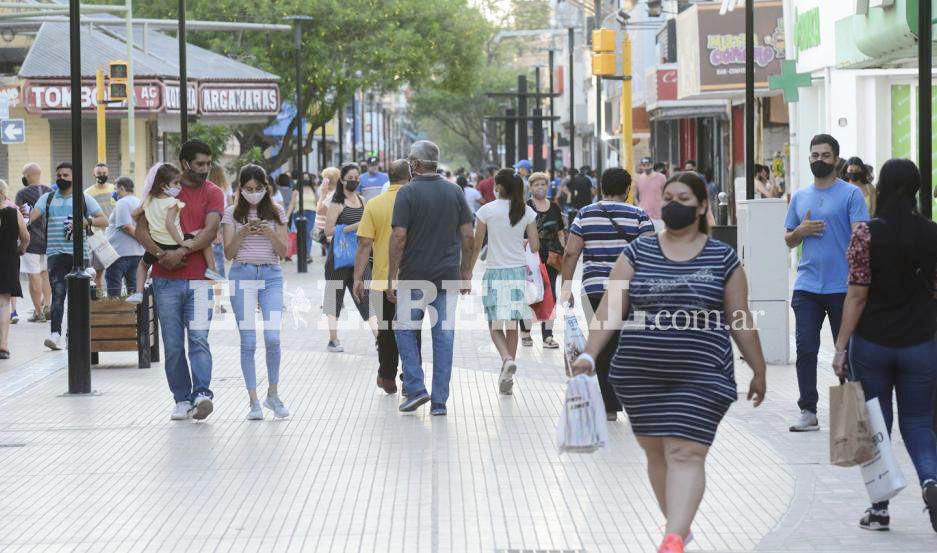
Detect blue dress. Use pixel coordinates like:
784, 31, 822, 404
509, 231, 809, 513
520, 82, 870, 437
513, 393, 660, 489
609, 235, 741, 445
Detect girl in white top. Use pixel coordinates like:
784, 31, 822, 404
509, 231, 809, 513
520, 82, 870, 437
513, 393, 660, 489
470, 168, 539, 395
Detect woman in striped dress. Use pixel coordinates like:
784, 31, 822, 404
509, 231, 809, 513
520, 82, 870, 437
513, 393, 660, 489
324, 163, 370, 352
571, 172, 767, 553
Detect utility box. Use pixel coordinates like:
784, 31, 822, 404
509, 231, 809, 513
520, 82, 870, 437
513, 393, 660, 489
736, 198, 789, 365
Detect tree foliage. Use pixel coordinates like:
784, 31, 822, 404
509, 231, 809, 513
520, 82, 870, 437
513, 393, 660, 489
91, 0, 489, 170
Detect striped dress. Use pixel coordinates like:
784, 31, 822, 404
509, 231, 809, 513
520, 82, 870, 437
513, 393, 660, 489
609, 235, 741, 446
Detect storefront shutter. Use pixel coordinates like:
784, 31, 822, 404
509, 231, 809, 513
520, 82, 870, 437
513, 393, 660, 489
49, 119, 122, 184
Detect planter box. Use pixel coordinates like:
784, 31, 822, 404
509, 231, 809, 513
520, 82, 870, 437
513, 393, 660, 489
89, 287, 160, 368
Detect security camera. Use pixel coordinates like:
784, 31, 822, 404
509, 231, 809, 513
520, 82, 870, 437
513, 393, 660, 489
616, 9, 630, 26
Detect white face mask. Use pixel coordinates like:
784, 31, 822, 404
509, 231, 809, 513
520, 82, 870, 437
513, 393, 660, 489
165, 186, 181, 198
241, 189, 266, 205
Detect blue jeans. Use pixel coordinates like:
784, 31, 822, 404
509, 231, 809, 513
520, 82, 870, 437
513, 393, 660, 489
792, 290, 846, 413
152, 277, 214, 403
47, 253, 72, 335
104, 255, 141, 297
851, 335, 937, 506
228, 263, 283, 391
395, 285, 457, 405
211, 243, 226, 278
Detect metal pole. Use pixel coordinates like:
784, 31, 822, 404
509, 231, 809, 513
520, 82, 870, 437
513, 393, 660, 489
370, 96, 377, 158
518, 75, 528, 163
321, 124, 326, 168
745, 0, 755, 200
125, 0, 135, 180
338, 103, 344, 164
568, 27, 575, 169
293, 21, 307, 273
67, 0, 91, 394
548, 49, 556, 180
595, 77, 602, 177
533, 67, 544, 171
96, 67, 106, 163
621, 33, 633, 177
351, 92, 357, 162
505, 108, 517, 166
919, 0, 932, 219
178, 0, 187, 142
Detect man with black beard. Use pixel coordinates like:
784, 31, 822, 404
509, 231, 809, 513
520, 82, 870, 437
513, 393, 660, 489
783, 134, 869, 432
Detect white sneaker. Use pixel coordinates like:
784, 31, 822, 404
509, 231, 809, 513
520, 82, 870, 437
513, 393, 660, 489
499, 359, 517, 395
327, 340, 344, 353
170, 401, 193, 420
789, 410, 820, 432
125, 292, 144, 304
264, 395, 290, 418
246, 400, 263, 420
44, 333, 63, 351
192, 394, 214, 420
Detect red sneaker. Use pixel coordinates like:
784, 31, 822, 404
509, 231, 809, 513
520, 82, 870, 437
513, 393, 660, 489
658, 533, 684, 553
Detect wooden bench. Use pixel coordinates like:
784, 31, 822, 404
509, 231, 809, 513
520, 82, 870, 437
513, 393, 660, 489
90, 286, 160, 368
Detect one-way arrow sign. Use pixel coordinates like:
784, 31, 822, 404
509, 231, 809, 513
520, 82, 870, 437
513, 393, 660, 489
1, 119, 25, 144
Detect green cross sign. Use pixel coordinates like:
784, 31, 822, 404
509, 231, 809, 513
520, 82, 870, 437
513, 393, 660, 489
769, 60, 812, 103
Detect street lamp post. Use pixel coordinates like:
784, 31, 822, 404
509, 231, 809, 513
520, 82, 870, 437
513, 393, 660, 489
548, 48, 556, 180
919, 0, 932, 219
744, 0, 755, 200
338, 103, 344, 164
66, 0, 91, 394
178, 0, 187, 142
286, 15, 312, 273
351, 92, 358, 162
554, 0, 580, 170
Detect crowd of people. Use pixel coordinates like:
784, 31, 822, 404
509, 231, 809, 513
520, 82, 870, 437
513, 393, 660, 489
1, 131, 936, 553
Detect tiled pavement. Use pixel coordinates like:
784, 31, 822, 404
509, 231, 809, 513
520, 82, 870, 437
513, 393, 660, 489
0, 265, 935, 553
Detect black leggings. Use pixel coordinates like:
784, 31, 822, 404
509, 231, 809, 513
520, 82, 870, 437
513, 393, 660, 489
323, 253, 369, 319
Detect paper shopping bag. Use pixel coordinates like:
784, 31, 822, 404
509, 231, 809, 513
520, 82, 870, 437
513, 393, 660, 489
861, 398, 908, 504
829, 381, 875, 467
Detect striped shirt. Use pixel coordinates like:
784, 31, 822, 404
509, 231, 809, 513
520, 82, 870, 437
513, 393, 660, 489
569, 201, 654, 296
221, 204, 287, 265
34, 189, 103, 257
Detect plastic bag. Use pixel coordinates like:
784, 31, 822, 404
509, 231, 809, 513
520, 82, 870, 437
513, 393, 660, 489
861, 398, 908, 503
556, 374, 608, 453
524, 245, 544, 304
332, 223, 358, 270
530, 263, 555, 321
562, 305, 586, 378
87, 229, 119, 269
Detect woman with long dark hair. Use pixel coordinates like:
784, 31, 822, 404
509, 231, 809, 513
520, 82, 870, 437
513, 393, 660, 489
323, 163, 370, 352
842, 156, 876, 214
833, 158, 937, 532
470, 168, 539, 395
222, 164, 290, 420
570, 171, 767, 553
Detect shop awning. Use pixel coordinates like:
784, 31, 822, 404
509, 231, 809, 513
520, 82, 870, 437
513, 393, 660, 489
648, 103, 728, 121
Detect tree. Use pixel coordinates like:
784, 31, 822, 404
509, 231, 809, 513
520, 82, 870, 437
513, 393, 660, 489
91, 0, 489, 171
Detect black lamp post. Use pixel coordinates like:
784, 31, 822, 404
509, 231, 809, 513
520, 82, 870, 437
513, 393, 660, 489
178, 0, 187, 142
555, 0, 579, 170
745, 0, 755, 200
286, 15, 313, 273
66, 0, 91, 394
919, 0, 932, 219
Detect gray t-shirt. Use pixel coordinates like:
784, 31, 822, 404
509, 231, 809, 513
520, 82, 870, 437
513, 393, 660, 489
106, 195, 145, 257
392, 175, 473, 285
15, 184, 52, 254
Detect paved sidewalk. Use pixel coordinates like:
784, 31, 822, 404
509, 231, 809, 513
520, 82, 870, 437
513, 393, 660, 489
0, 263, 934, 552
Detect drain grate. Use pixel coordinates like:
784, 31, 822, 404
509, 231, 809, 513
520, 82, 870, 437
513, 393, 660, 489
0, 443, 26, 448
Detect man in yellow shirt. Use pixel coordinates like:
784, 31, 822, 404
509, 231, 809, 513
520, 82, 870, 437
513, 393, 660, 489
354, 159, 419, 394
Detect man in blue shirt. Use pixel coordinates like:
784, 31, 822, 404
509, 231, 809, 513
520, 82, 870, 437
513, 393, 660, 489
359, 156, 389, 202
29, 162, 108, 350
784, 134, 868, 432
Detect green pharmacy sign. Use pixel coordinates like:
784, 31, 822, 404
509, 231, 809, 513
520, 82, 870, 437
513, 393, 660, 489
794, 7, 820, 54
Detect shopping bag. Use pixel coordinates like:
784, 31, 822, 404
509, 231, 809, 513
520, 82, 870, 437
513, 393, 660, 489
331, 224, 358, 270
524, 246, 544, 304
829, 381, 876, 467
556, 374, 608, 453
562, 305, 586, 378
287, 232, 298, 257
530, 263, 555, 321
87, 229, 119, 269
861, 398, 908, 503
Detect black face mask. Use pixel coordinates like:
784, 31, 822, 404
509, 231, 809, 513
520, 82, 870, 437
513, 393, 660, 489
95, 175, 108, 184
661, 201, 698, 230
21, 176, 28, 187
845, 172, 862, 182
56, 178, 72, 191
344, 179, 359, 192
183, 161, 208, 184
810, 160, 835, 178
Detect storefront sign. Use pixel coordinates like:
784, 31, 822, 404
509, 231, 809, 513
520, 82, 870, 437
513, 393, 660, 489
677, 1, 785, 98
163, 81, 199, 114
657, 69, 678, 101
22, 80, 163, 113
794, 7, 820, 53
198, 83, 279, 115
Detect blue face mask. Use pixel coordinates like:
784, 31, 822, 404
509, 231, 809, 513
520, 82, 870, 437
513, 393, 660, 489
111, 191, 119, 201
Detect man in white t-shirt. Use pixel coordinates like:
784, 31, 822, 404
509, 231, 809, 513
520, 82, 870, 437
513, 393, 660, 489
104, 177, 145, 297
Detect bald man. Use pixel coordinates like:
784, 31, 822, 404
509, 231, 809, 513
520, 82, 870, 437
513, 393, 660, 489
14, 163, 53, 322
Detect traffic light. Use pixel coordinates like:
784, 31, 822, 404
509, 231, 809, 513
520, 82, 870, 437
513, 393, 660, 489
108, 60, 129, 101
591, 29, 617, 77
